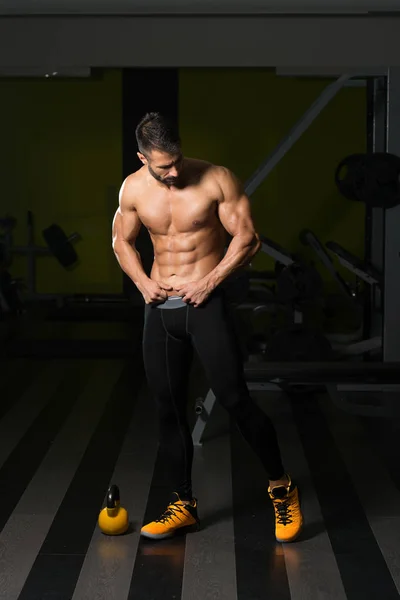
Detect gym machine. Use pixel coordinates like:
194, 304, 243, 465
258, 234, 323, 317
192, 361, 400, 451
0, 211, 80, 308
219, 232, 329, 365
301, 229, 382, 357
235, 233, 336, 362
192, 69, 400, 445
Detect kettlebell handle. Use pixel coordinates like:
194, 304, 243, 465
106, 484, 120, 509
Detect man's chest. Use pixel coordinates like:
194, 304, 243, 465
137, 190, 219, 235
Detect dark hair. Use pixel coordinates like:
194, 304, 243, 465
135, 112, 181, 156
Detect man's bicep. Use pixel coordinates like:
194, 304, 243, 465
112, 181, 142, 246
217, 170, 258, 238
113, 207, 142, 246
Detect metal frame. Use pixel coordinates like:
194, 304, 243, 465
361, 69, 400, 361
259, 235, 294, 266
302, 230, 382, 290
244, 74, 350, 197
287, 230, 385, 357
383, 68, 400, 361
367, 76, 387, 340
300, 230, 351, 296
327, 247, 380, 287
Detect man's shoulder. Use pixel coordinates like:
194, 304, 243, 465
120, 168, 146, 204
187, 158, 231, 180
124, 167, 146, 188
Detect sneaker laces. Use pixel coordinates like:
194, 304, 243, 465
156, 502, 187, 525
273, 497, 294, 525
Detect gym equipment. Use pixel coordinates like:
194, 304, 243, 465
245, 74, 350, 198
98, 484, 129, 535
243, 361, 400, 383
264, 325, 333, 362
0, 216, 16, 268
234, 233, 329, 365
0, 222, 24, 316
301, 229, 382, 358
335, 154, 366, 202
325, 242, 382, 356
300, 230, 352, 297
42, 223, 78, 268
195, 397, 204, 415
276, 261, 322, 305
192, 360, 400, 445
325, 242, 382, 288
303, 232, 383, 301
221, 270, 250, 306
335, 152, 400, 209
259, 234, 322, 307
0, 211, 81, 302
0, 270, 23, 317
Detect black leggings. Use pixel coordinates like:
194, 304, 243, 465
142, 288, 285, 500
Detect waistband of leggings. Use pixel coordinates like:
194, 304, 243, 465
156, 296, 187, 309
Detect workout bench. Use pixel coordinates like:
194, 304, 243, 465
192, 361, 400, 445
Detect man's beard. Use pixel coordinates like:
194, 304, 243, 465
148, 164, 179, 187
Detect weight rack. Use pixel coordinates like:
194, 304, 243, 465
0, 211, 80, 306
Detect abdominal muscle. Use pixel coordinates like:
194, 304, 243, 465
149, 229, 226, 297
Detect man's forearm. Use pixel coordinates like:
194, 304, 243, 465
113, 241, 149, 288
206, 233, 261, 290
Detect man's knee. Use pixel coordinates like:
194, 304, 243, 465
217, 385, 253, 416
155, 398, 187, 428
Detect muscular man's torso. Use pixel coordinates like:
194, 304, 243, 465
129, 158, 228, 296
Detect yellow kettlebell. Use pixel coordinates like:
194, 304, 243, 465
98, 484, 129, 535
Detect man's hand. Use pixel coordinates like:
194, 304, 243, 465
138, 278, 173, 304
174, 278, 214, 308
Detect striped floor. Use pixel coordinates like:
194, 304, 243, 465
1, 350, 400, 599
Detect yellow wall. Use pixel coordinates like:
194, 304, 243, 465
179, 69, 366, 286
0, 70, 123, 295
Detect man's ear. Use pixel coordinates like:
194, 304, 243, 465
137, 152, 147, 165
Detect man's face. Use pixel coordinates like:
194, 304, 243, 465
139, 149, 183, 186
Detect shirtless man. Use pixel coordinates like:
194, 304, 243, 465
112, 112, 303, 543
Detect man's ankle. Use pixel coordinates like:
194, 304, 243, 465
269, 473, 290, 489
178, 496, 194, 505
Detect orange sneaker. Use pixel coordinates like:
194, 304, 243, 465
140, 493, 200, 540
268, 475, 303, 543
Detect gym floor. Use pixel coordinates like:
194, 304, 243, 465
1, 317, 400, 600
